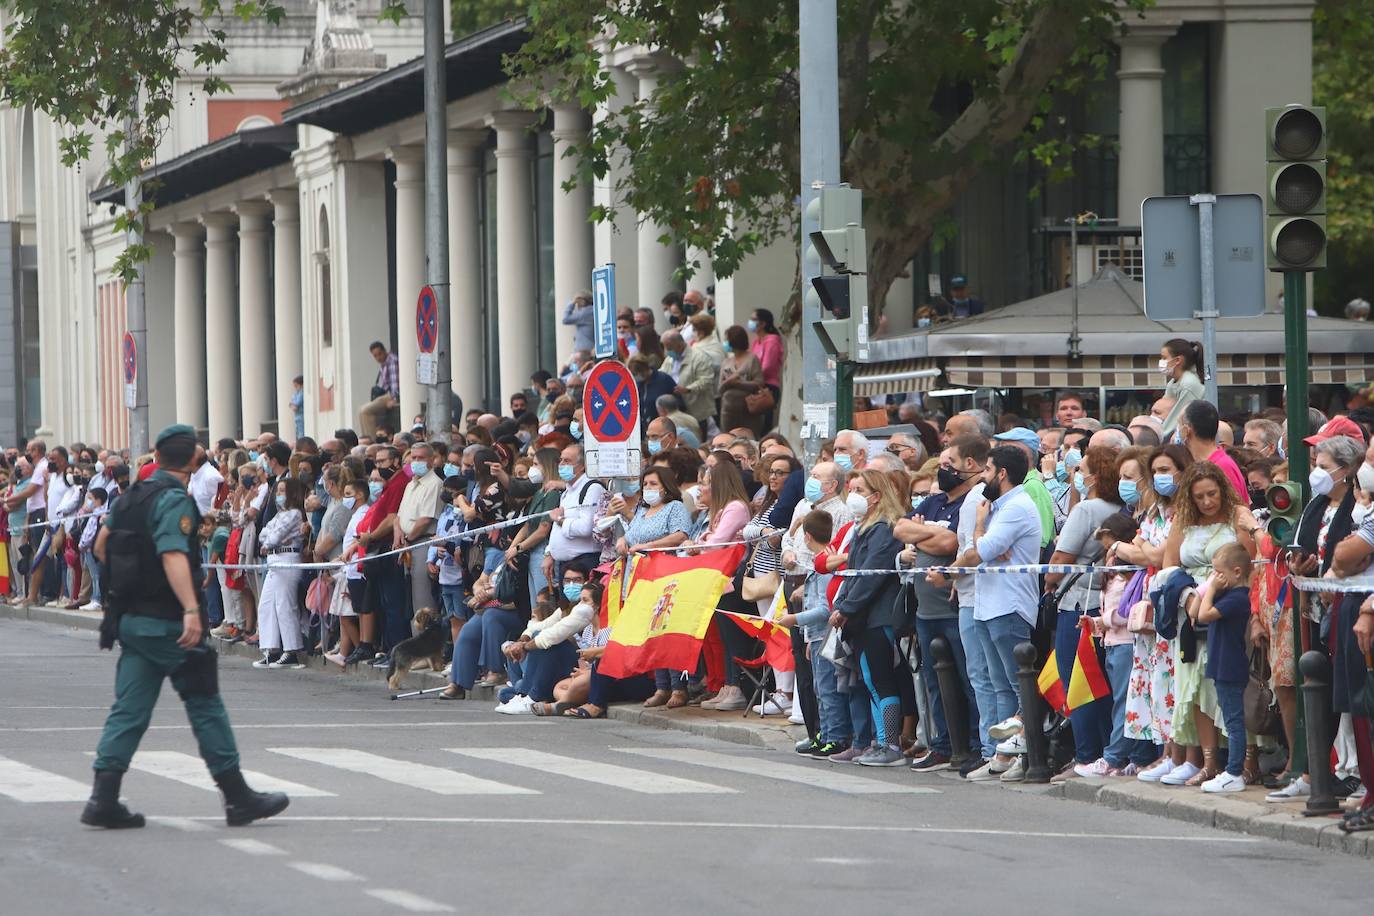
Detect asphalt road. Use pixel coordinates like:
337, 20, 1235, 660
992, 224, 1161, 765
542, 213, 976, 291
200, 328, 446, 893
0, 618, 1366, 915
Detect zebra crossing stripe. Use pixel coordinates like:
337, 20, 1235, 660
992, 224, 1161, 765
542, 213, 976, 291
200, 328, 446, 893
267, 747, 538, 796
444, 748, 737, 795
125, 751, 336, 798
0, 755, 89, 802
612, 748, 940, 795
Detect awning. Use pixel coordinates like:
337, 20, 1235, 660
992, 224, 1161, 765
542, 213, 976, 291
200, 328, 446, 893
90, 124, 297, 208
941, 352, 1374, 389
853, 359, 941, 397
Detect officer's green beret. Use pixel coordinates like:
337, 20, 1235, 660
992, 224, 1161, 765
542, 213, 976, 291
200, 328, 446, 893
155, 424, 197, 448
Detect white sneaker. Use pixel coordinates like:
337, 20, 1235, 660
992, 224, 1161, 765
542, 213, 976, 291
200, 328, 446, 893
788, 708, 806, 725
752, 691, 792, 716
1000, 757, 1026, 782
251, 653, 276, 669
79, 600, 102, 611
711, 686, 748, 711
440, 663, 452, 677
988, 716, 1023, 740
1201, 771, 1246, 794
495, 695, 535, 716
996, 733, 1027, 756
1137, 759, 1176, 783
1266, 775, 1310, 802
966, 758, 1009, 782
1159, 761, 1200, 786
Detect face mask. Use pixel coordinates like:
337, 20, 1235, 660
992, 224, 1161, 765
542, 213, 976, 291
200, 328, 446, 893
911, 495, 927, 512
342, 496, 357, 510
936, 466, 965, 494
1118, 480, 1139, 507
274, 494, 286, 509
917, 317, 931, 328
1309, 466, 1335, 498
569, 421, 582, 440
642, 488, 662, 507
1158, 357, 1171, 376
722, 342, 733, 355
558, 465, 575, 482
834, 452, 853, 471
746, 319, 758, 333
95, 461, 105, 475
1073, 472, 1088, 499
410, 461, 428, 478
528, 467, 544, 485
1358, 463, 1374, 494
1054, 460, 1068, 483
1153, 473, 1177, 497
378, 466, 396, 480
647, 439, 663, 455
1063, 448, 1081, 470
241, 475, 257, 488
669, 314, 684, 327
682, 324, 696, 344
443, 463, 460, 478
1248, 488, 1265, 512
248, 450, 260, 462
562, 583, 583, 602
623, 479, 641, 496
667, 349, 680, 362
1171, 430, 1184, 445
517, 431, 532, 445
804, 477, 823, 503
1277, 439, 1287, 460
368, 481, 383, 500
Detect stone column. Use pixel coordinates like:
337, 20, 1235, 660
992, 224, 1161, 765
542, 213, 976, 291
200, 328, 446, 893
685, 244, 715, 295
626, 57, 682, 323
593, 63, 638, 320
1116, 24, 1177, 227
390, 146, 426, 427
487, 111, 538, 402
270, 192, 303, 441
552, 104, 594, 366
234, 200, 274, 437
200, 212, 240, 442
447, 129, 487, 411
169, 222, 207, 431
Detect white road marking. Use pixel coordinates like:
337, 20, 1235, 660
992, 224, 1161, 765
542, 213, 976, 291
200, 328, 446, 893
365, 889, 455, 912
0, 755, 89, 802
219, 838, 287, 856
613, 747, 940, 795
289, 861, 363, 882
268, 748, 538, 796
0, 721, 541, 733
169, 814, 1261, 842
125, 751, 335, 797
152, 816, 213, 832
444, 747, 737, 795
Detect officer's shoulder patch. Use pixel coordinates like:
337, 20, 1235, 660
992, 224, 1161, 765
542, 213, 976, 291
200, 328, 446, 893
179, 515, 193, 535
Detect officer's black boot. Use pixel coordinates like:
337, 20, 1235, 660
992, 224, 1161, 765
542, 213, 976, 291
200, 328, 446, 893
214, 766, 290, 827
80, 769, 145, 829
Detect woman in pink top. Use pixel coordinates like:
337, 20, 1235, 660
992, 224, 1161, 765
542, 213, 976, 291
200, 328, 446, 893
748, 308, 784, 389
697, 452, 752, 546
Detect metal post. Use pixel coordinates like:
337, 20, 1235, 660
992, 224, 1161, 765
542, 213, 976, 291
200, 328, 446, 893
1298, 649, 1340, 816
1014, 642, 1052, 783
125, 169, 149, 456
1067, 217, 1081, 359
1283, 270, 1310, 484
799, 0, 841, 464
422, 0, 452, 445
1191, 194, 1219, 405
929, 636, 971, 769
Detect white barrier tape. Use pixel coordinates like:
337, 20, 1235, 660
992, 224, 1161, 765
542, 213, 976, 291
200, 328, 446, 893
9, 509, 106, 533
836, 563, 1146, 578
1288, 575, 1374, 595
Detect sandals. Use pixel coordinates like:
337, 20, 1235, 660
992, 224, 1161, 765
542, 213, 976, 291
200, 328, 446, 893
643, 690, 671, 708
475, 674, 507, 689
1186, 767, 1217, 787
437, 686, 465, 701
562, 706, 606, 719
665, 691, 688, 709
1340, 805, 1374, 833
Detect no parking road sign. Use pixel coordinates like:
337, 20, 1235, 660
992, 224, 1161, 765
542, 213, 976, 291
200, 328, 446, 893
584, 359, 641, 478
415, 285, 438, 385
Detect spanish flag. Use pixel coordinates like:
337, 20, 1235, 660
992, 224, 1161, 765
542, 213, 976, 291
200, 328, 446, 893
599, 558, 629, 629
599, 545, 746, 679
1065, 622, 1111, 711
718, 611, 794, 671
0, 515, 10, 595
1037, 651, 1068, 715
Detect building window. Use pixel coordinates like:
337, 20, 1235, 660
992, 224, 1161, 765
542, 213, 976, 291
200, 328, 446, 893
1161, 24, 1210, 196
317, 204, 332, 347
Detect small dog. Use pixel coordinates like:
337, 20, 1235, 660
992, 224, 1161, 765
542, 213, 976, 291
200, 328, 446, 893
386, 606, 446, 689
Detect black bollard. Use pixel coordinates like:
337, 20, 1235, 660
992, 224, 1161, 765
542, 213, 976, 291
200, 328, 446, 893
929, 636, 971, 769
1299, 649, 1340, 817
1014, 641, 1052, 783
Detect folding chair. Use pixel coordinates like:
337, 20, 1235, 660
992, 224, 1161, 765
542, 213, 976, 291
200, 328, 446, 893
733, 651, 774, 719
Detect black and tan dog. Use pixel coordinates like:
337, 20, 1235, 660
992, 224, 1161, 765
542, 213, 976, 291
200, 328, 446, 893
385, 606, 446, 690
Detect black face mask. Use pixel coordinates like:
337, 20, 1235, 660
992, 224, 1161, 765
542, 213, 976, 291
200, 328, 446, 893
241, 475, 257, 488
669, 314, 684, 326
983, 474, 1003, 503
1248, 487, 1265, 511
936, 466, 968, 494
378, 466, 396, 481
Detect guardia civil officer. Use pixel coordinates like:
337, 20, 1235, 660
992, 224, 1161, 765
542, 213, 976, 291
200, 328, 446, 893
81, 424, 289, 829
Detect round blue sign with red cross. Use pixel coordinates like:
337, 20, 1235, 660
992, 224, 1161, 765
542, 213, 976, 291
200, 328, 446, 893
416, 286, 438, 354
584, 360, 639, 444
122, 333, 136, 384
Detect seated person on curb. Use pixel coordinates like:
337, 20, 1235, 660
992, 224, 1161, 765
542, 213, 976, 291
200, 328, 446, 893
494, 564, 597, 715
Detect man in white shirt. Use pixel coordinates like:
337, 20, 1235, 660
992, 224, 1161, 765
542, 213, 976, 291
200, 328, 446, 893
542, 444, 606, 584
189, 447, 224, 515
395, 443, 445, 617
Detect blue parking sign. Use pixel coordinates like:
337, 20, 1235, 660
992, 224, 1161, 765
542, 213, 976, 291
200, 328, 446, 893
592, 264, 617, 359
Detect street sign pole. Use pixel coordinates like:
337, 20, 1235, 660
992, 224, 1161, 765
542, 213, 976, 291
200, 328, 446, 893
1283, 268, 1310, 776
124, 155, 148, 456
422, 0, 452, 444
799, 0, 842, 460
1191, 194, 1220, 404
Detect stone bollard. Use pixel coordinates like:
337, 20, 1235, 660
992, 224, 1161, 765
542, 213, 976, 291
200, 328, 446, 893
1299, 649, 1340, 817
1014, 641, 1052, 783
929, 635, 971, 769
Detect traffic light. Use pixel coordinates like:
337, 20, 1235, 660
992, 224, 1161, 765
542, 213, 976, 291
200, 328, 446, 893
804, 185, 868, 362
1265, 480, 1302, 545
1265, 105, 1327, 271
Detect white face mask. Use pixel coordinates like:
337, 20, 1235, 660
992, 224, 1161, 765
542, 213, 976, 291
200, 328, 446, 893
642, 488, 662, 507
1310, 466, 1335, 498
681, 324, 697, 344
527, 467, 544, 485
1158, 358, 1171, 376
1358, 462, 1374, 494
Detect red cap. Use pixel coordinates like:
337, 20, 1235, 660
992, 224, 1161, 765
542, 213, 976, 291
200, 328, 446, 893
137, 461, 159, 481
1303, 415, 1366, 446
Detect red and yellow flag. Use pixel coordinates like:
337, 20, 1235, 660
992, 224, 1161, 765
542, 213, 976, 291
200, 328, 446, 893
1065, 622, 1110, 711
718, 611, 794, 671
599, 558, 629, 629
599, 545, 746, 679
1037, 651, 1068, 715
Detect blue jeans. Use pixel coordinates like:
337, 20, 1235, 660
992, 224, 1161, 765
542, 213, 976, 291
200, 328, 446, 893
972, 613, 1029, 729
810, 638, 852, 745
520, 641, 579, 702
654, 668, 688, 692
916, 615, 980, 756
1102, 643, 1160, 768
959, 607, 996, 758
84, 552, 103, 604
1215, 680, 1247, 776
439, 584, 470, 622
1056, 608, 1110, 764
527, 542, 549, 600
451, 606, 522, 689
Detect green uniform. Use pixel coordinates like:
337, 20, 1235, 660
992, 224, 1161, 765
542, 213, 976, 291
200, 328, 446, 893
93, 469, 240, 777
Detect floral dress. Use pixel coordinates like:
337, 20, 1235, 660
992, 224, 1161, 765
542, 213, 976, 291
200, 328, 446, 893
1125, 506, 1174, 743
1171, 521, 1237, 747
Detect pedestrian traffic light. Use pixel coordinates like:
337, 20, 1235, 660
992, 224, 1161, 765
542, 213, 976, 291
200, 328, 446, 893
1265, 105, 1327, 271
804, 186, 868, 362
1265, 480, 1303, 544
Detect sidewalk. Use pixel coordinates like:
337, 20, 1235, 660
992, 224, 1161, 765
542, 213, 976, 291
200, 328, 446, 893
4, 600, 1369, 857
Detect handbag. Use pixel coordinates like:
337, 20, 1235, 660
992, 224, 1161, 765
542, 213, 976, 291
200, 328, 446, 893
305, 571, 335, 617
742, 570, 780, 602
819, 626, 846, 663
492, 561, 519, 606
744, 386, 775, 413
1244, 646, 1282, 737
1127, 599, 1156, 635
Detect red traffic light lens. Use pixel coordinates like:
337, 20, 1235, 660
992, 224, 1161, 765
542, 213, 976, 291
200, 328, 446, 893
1271, 490, 1291, 511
